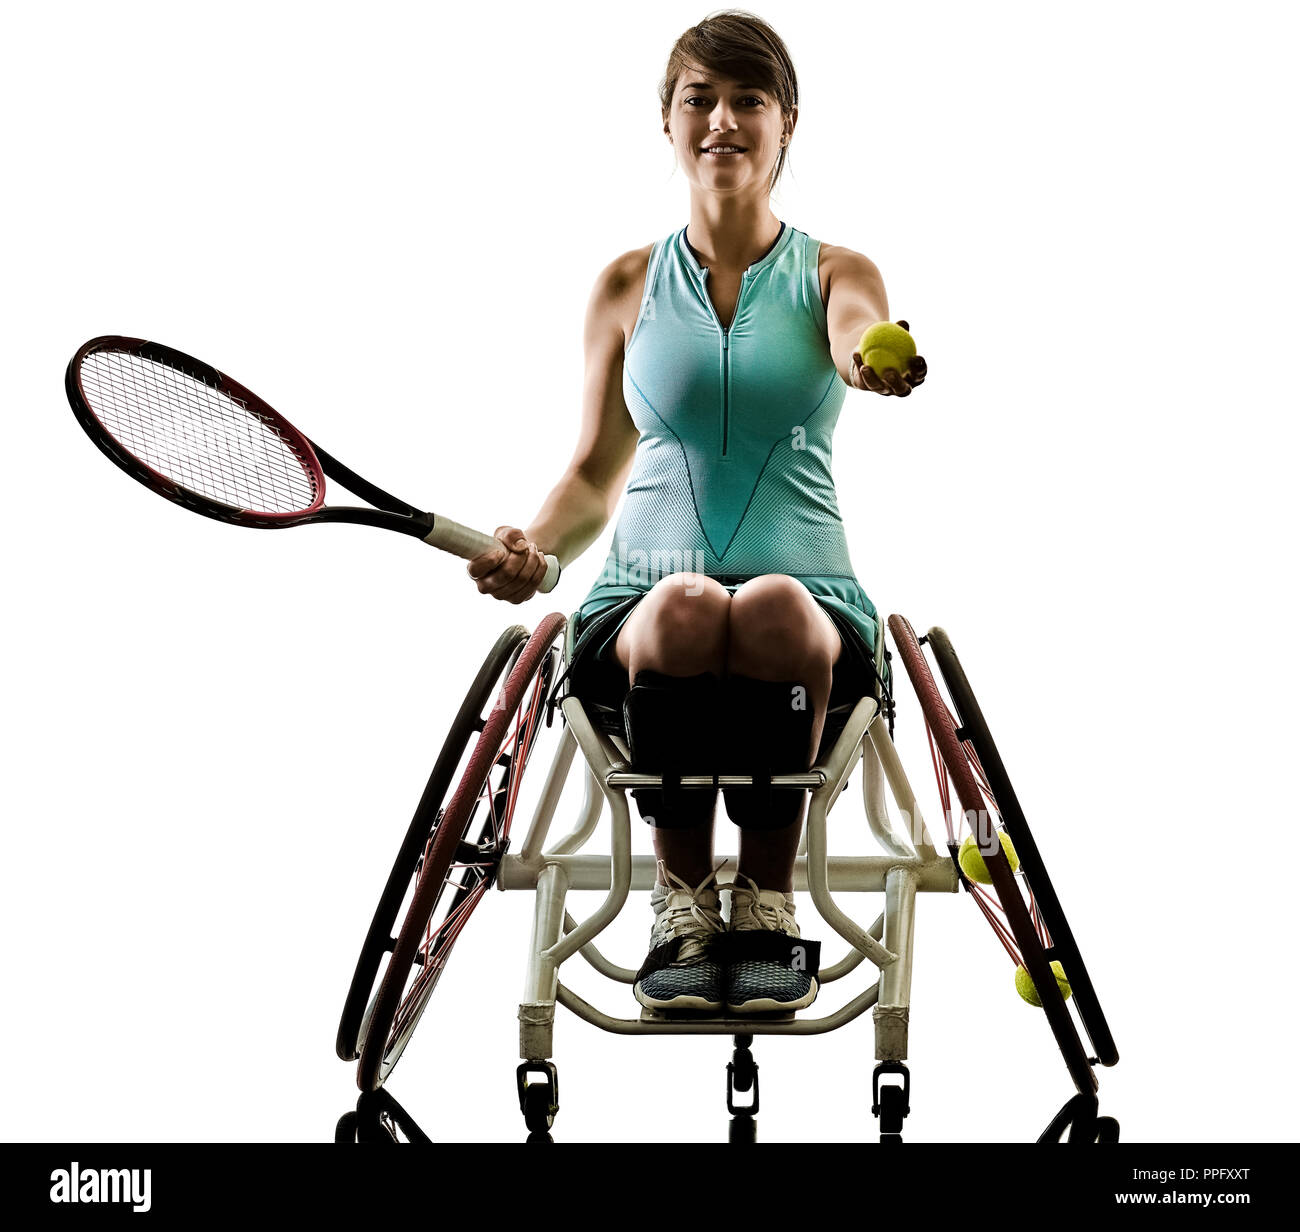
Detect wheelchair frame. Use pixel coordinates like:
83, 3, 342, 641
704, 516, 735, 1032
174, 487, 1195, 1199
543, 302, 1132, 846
342, 609, 1117, 1140
495, 613, 955, 1135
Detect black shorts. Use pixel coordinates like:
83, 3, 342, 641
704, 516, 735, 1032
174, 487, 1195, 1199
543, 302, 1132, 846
564, 593, 882, 762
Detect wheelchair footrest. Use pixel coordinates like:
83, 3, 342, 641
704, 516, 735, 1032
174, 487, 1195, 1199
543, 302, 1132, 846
637, 1006, 797, 1025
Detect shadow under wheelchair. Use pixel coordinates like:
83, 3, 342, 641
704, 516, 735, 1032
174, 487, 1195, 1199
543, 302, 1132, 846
334, 609, 1120, 1143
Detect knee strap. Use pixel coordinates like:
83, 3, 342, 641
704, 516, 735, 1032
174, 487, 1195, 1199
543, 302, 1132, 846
720, 675, 816, 830
622, 670, 722, 828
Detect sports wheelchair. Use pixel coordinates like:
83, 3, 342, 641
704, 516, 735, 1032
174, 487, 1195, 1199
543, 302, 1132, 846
334, 608, 1119, 1142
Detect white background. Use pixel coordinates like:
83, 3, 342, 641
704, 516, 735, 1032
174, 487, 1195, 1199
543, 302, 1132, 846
4, 0, 1296, 1143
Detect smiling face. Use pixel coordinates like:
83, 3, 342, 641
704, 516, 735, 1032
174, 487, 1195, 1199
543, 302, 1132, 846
663, 63, 795, 197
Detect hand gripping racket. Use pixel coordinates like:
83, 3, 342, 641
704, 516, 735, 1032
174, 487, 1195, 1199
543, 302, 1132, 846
64, 336, 561, 592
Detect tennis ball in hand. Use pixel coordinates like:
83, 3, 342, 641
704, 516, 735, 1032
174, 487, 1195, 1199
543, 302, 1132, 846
958, 831, 1020, 885
1015, 961, 1072, 1007
856, 321, 916, 375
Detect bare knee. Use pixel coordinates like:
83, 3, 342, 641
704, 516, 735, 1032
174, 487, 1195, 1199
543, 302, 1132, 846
618, 573, 730, 676
728, 575, 836, 678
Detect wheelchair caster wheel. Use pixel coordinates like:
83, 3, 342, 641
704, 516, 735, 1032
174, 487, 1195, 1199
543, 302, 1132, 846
726, 1035, 759, 1115
518, 1061, 559, 1136
872, 1061, 910, 1142
523, 1083, 556, 1135
877, 1085, 906, 1140
728, 1115, 757, 1143
725, 1035, 759, 1140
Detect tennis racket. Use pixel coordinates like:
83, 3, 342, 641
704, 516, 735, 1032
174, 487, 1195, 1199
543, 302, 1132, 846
64, 335, 561, 592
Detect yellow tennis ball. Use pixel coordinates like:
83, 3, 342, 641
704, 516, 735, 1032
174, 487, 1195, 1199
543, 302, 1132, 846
856, 321, 916, 375
957, 831, 1019, 885
1015, 961, 1072, 1007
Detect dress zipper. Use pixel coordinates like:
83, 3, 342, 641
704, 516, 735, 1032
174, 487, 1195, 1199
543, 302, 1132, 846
702, 267, 744, 459
721, 329, 730, 456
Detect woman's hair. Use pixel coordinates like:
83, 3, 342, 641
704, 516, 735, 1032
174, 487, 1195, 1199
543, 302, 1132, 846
659, 9, 799, 192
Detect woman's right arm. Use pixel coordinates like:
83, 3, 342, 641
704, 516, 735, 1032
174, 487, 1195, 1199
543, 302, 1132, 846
467, 249, 649, 602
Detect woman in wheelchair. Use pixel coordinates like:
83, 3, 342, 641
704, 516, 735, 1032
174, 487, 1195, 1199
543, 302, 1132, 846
464, 12, 924, 1017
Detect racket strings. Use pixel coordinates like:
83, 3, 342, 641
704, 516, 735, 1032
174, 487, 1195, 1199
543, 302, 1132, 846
79, 352, 320, 515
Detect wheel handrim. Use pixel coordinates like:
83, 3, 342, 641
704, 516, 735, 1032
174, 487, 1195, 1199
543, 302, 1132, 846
359, 613, 567, 1089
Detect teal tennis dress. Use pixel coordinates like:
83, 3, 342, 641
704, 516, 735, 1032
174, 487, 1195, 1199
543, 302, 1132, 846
566, 222, 885, 728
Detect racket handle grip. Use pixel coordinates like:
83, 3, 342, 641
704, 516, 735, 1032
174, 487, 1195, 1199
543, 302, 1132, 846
424, 516, 561, 594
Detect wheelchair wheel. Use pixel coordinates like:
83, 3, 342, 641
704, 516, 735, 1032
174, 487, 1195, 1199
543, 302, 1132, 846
926, 625, 1118, 1069
357, 611, 568, 1091
887, 614, 1099, 1096
336, 624, 530, 1062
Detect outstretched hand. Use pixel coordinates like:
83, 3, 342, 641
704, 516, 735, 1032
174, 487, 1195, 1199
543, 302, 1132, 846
850, 320, 927, 397
466, 525, 549, 604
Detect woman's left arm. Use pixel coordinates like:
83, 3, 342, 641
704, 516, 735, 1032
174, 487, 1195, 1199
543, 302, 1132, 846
821, 245, 926, 397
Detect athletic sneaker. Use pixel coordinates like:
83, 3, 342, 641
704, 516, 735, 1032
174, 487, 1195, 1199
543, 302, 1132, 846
633, 860, 727, 1012
721, 874, 819, 1013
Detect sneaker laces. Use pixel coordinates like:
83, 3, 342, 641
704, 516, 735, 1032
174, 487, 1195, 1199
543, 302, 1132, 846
652, 858, 727, 963
724, 872, 799, 936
